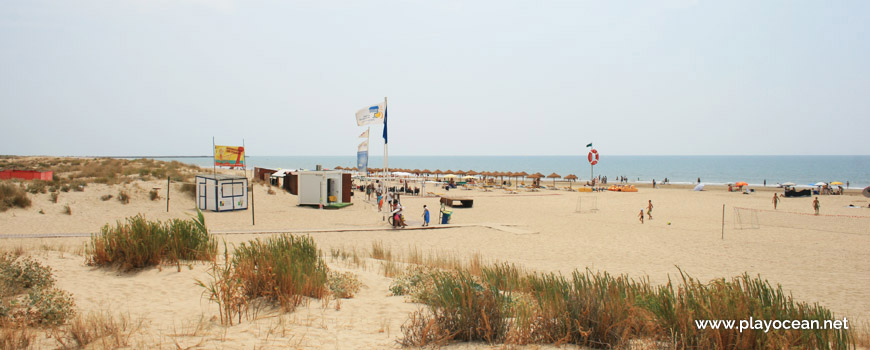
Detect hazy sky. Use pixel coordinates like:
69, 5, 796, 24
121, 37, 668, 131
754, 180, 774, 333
1, 0, 867, 156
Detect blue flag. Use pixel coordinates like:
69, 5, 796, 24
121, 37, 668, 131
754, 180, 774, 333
382, 106, 388, 144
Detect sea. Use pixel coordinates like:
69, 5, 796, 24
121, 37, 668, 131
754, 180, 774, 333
155, 155, 870, 189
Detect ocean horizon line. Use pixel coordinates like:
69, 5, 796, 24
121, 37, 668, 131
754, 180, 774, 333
4, 154, 870, 158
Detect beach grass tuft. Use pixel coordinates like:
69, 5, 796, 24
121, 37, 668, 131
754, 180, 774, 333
232, 234, 329, 311
393, 250, 855, 349
0, 183, 32, 212
86, 210, 217, 271
54, 311, 141, 349
198, 234, 332, 325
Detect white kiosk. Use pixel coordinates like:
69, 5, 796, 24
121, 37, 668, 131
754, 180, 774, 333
195, 174, 248, 212
297, 170, 344, 206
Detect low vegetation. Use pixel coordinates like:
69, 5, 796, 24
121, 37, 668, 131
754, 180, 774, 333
180, 183, 197, 199
328, 271, 363, 299
0, 183, 31, 212
117, 191, 130, 204
198, 234, 359, 326
86, 211, 217, 271
391, 258, 855, 349
0, 157, 200, 187
54, 311, 141, 349
0, 254, 76, 327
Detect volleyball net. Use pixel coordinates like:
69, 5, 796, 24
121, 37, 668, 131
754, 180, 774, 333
732, 207, 870, 236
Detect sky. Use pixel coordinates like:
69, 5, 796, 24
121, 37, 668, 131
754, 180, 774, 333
1, 0, 868, 156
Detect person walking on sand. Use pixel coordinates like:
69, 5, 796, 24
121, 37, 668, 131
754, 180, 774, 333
813, 197, 820, 215
376, 186, 384, 211
422, 205, 430, 227
647, 200, 654, 220
638, 209, 644, 224
772, 193, 780, 210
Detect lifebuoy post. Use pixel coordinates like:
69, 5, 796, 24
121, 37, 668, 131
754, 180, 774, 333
587, 149, 599, 181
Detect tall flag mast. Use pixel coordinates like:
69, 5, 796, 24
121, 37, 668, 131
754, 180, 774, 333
355, 98, 388, 177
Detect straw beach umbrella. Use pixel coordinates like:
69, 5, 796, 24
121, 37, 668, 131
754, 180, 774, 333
547, 172, 561, 187
528, 173, 543, 187
565, 174, 578, 188
515, 171, 528, 185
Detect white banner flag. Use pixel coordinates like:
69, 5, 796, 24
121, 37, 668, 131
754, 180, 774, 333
358, 129, 369, 138
358, 140, 368, 152
355, 101, 386, 126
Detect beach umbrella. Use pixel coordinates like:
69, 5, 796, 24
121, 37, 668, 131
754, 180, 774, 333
516, 171, 528, 184
694, 183, 705, 191
547, 172, 561, 186
831, 181, 843, 185
782, 182, 796, 186
814, 182, 826, 186
334, 166, 343, 170
467, 170, 478, 176
412, 169, 422, 175
444, 174, 458, 178
565, 174, 578, 188
735, 181, 748, 187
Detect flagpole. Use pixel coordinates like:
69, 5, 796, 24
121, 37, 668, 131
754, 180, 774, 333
212, 137, 217, 178
383, 96, 388, 180
366, 126, 371, 187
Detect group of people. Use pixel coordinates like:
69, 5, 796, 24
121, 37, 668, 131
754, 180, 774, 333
773, 193, 823, 215
638, 200, 653, 223
366, 180, 431, 228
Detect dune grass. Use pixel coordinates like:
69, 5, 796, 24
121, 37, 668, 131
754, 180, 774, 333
198, 234, 334, 326
232, 235, 329, 310
0, 183, 31, 212
389, 252, 855, 349
86, 211, 217, 271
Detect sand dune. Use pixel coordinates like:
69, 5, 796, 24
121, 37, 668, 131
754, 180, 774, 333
2, 179, 869, 348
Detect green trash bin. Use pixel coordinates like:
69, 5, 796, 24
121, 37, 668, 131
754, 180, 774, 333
440, 210, 452, 224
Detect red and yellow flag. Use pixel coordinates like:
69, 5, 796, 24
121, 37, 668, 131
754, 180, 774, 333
214, 145, 245, 168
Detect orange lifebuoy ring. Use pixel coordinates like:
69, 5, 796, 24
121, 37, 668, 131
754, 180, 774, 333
588, 149, 599, 165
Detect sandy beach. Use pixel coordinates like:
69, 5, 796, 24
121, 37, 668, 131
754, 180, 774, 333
2, 167, 869, 349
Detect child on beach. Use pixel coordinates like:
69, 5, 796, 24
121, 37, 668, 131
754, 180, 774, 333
639, 209, 644, 224
647, 200, 653, 220
813, 197, 820, 215
422, 205, 430, 227
772, 193, 779, 210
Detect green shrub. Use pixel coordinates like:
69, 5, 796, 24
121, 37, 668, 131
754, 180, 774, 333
0, 183, 32, 212
86, 211, 217, 271
0, 254, 55, 295
328, 271, 363, 299
0, 254, 76, 326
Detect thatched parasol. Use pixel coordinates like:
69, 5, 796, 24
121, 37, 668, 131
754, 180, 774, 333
547, 172, 561, 187
565, 174, 577, 188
